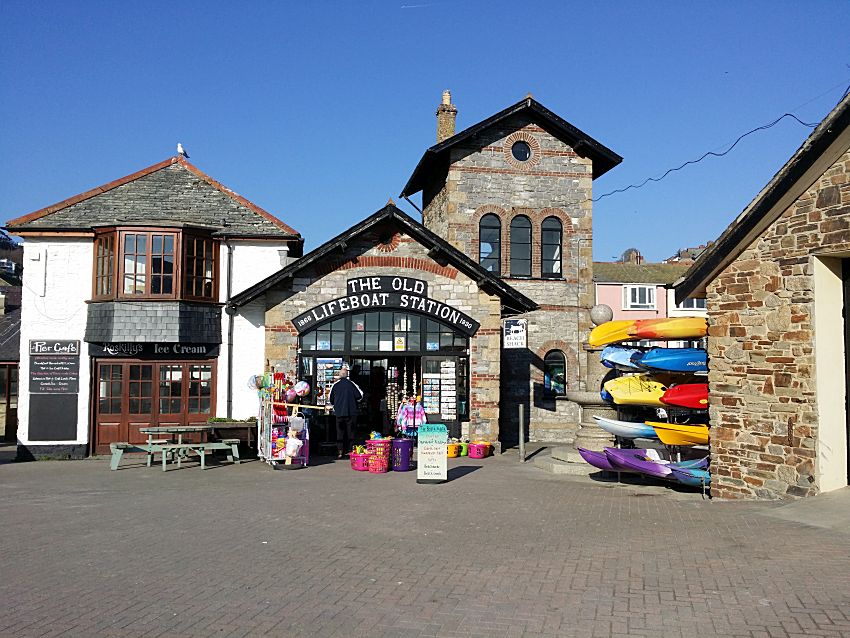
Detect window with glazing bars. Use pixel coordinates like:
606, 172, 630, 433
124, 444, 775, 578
510, 216, 532, 277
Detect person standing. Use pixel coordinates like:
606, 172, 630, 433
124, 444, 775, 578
328, 367, 363, 459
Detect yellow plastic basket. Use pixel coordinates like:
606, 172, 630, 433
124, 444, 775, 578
447, 443, 461, 458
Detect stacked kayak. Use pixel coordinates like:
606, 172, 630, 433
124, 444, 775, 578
578, 447, 708, 478
589, 316, 707, 348
647, 421, 710, 445
602, 374, 668, 407
586, 314, 712, 492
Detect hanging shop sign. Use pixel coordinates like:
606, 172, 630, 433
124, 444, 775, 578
502, 319, 528, 349
28, 339, 80, 441
417, 422, 448, 484
293, 293, 480, 336
89, 343, 221, 359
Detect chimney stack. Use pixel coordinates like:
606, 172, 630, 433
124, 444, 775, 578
436, 90, 457, 142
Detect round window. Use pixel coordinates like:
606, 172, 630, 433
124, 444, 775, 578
511, 141, 532, 162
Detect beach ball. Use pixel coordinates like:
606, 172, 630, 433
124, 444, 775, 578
285, 388, 297, 402
294, 381, 310, 397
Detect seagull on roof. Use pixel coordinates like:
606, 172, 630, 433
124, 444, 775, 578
177, 143, 189, 158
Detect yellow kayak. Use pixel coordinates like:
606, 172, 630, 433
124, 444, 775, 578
603, 374, 668, 406
588, 321, 635, 348
589, 317, 708, 347
647, 421, 710, 446
632, 317, 707, 341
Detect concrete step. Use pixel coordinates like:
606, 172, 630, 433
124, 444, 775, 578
532, 453, 596, 476
551, 446, 583, 463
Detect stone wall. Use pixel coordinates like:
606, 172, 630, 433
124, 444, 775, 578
263, 226, 504, 442
422, 113, 595, 442
708, 148, 850, 499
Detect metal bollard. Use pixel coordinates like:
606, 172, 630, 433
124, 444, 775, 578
518, 403, 525, 462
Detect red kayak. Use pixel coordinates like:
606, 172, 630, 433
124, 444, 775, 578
660, 383, 708, 409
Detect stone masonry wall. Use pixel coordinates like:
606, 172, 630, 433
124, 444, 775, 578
708, 148, 850, 499
423, 113, 595, 442
264, 226, 504, 442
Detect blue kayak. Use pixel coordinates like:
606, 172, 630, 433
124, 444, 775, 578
601, 345, 645, 371
633, 347, 707, 373
669, 466, 711, 487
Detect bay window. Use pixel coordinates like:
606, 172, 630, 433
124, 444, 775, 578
93, 228, 218, 301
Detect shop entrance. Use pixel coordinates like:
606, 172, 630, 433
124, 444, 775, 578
92, 360, 215, 454
297, 310, 470, 444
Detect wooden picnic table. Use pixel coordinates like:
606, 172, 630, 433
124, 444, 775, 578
136, 425, 239, 471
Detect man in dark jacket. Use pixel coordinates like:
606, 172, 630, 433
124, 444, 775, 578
328, 367, 363, 459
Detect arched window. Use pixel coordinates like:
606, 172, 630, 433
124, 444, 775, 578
509, 215, 531, 277
544, 350, 566, 396
541, 217, 562, 278
478, 214, 501, 274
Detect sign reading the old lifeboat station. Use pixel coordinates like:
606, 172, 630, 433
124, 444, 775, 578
292, 276, 480, 336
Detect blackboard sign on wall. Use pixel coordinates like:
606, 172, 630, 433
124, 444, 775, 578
28, 340, 80, 442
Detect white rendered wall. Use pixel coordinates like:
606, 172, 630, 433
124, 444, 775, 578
813, 256, 848, 493
216, 241, 289, 419
17, 238, 92, 445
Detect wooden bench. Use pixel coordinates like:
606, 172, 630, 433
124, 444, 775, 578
159, 439, 241, 471
109, 440, 171, 470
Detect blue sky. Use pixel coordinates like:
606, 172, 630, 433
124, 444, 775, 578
1, 1, 848, 262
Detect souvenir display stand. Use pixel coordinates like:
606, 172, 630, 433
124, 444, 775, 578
252, 371, 317, 470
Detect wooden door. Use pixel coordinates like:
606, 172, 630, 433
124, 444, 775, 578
94, 362, 124, 454
126, 363, 155, 446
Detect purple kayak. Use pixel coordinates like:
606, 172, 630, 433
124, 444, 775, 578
604, 447, 673, 478
577, 447, 627, 472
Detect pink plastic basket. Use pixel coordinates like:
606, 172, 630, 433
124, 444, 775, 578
468, 443, 491, 459
366, 439, 392, 458
367, 454, 389, 474
350, 452, 370, 471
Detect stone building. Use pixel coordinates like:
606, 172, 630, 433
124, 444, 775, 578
229, 204, 535, 445
675, 93, 850, 498
4, 156, 302, 458
400, 92, 622, 443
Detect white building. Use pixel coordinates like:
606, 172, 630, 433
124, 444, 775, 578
5, 156, 302, 458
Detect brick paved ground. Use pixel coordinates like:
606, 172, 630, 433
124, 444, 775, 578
1, 450, 849, 638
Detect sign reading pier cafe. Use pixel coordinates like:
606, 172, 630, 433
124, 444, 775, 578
292, 276, 480, 336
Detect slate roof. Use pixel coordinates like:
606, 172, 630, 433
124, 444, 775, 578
401, 96, 623, 197
593, 262, 689, 285
229, 203, 538, 314
0, 307, 21, 363
5, 157, 301, 239
676, 92, 850, 303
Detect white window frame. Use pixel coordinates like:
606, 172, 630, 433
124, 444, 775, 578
623, 285, 656, 310
677, 297, 706, 310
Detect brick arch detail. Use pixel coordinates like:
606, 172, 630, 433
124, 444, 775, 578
314, 255, 460, 279
472, 205, 508, 275
533, 340, 579, 391
502, 131, 543, 170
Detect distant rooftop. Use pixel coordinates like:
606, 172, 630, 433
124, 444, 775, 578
663, 242, 713, 263
593, 261, 690, 285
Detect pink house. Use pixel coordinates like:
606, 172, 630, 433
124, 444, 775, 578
593, 262, 706, 321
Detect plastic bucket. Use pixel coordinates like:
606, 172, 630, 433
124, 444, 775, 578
350, 452, 370, 471
391, 438, 414, 472
447, 443, 460, 458
468, 443, 490, 459
459, 442, 469, 456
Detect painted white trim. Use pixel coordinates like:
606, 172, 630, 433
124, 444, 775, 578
813, 256, 849, 493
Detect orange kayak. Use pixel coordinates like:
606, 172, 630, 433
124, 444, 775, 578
589, 317, 708, 348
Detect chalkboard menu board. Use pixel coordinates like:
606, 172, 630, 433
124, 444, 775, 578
28, 340, 80, 441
